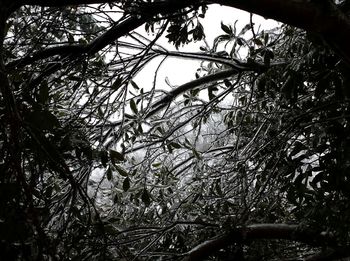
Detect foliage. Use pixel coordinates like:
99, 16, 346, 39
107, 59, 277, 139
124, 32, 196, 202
1, 0, 350, 260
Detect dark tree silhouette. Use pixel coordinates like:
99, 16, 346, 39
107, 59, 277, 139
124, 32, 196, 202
1, 0, 350, 260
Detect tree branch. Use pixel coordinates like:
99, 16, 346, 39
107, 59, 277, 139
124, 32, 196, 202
20, 0, 200, 9
6, 15, 145, 70
146, 68, 239, 118
212, 0, 350, 65
19, 0, 116, 7
305, 247, 350, 261
6, 45, 85, 70
6, 1, 199, 69
146, 57, 285, 118
13, 0, 350, 66
182, 223, 339, 261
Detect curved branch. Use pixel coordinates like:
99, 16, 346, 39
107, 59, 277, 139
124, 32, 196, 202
6, 16, 146, 70
183, 223, 339, 261
19, 0, 117, 6
92, 68, 241, 129
146, 68, 239, 118
161, 50, 250, 69
212, 0, 350, 65
306, 247, 350, 261
13, 0, 350, 66
146, 57, 285, 118
6, 45, 85, 70
6, 1, 198, 69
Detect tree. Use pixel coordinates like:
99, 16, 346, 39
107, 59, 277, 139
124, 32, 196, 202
1, 0, 350, 260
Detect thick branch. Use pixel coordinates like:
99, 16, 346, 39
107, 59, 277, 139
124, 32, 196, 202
19, 0, 116, 6
85, 16, 145, 55
306, 247, 350, 261
146, 68, 239, 118
6, 45, 85, 70
6, 16, 145, 70
146, 58, 284, 118
20, 0, 200, 9
212, 0, 350, 64
183, 223, 338, 261
14, 0, 350, 66
6, 1, 198, 69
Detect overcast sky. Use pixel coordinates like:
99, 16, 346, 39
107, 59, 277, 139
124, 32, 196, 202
133, 4, 279, 90
91, 5, 280, 182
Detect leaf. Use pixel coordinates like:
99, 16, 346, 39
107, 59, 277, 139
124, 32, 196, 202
152, 162, 162, 168
281, 75, 296, 101
239, 24, 251, 36
165, 76, 173, 87
167, 144, 173, 154
45, 186, 53, 198
115, 165, 128, 177
315, 78, 328, 98
130, 80, 140, 90
220, 22, 232, 35
193, 23, 204, 41
290, 141, 307, 157
311, 172, 324, 185
26, 109, 60, 131
236, 38, 244, 46
25, 125, 68, 179
253, 38, 263, 46
68, 33, 74, 43
39, 81, 49, 104
190, 88, 200, 97
292, 153, 308, 162
185, 138, 191, 146
106, 166, 113, 181
104, 224, 119, 234
111, 77, 123, 90
192, 148, 201, 160
264, 33, 269, 44
4, 20, 13, 35
257, 76, 266, 96
96, 107, 102, 118
123, 177, 130, 192
141, 189, 151, 207
113, 193, 119, 204
109, 149, 124, 164
100, 150, 108, 167
264, 49, 274, 66
215, 179, 222, 195
223, 79, 231, 87
82, 145, 93, 162
170, 142, 182, 149
294, 173, 305, 186
130, 99, 138, 114
124, 113, 134, 119
138, 123, 143, 134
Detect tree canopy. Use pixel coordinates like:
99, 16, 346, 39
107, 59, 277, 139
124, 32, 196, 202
1, 0, 350, 260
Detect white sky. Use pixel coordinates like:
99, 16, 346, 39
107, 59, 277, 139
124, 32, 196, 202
91, 5, 280, 183
133, 4, 280, 91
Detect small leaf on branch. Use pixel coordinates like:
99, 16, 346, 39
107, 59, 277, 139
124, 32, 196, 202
221, 22, 232, 35
130, 80, 140, 90
111, 77, 123, 90
141, 189, 151, 207
106, 166, 113, 181
123, 177, 130, 192
130, 99, 138, 114
110, 149, 124, 163
115, 165, 128, 177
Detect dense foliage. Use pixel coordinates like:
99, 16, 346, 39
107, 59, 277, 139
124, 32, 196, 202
1, 0, 350, 260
